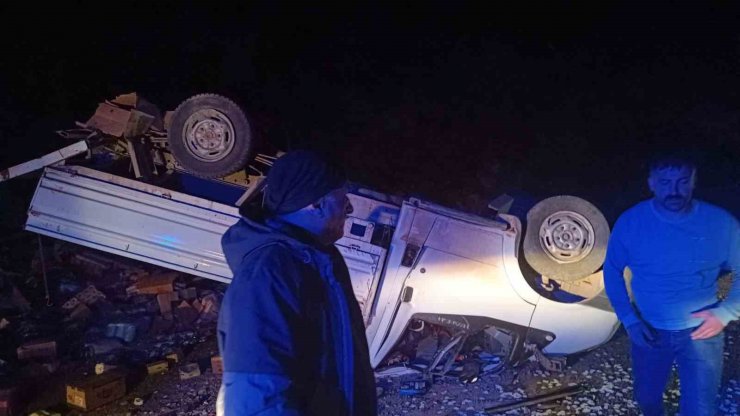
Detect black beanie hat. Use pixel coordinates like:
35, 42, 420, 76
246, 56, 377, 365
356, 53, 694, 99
263, 150, 346, 215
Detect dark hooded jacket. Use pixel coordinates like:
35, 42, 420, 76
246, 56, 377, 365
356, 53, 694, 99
217, 213, 377, 415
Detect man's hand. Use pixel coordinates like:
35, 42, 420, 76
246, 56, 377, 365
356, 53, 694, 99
690, 310, 726, 340
625, 321, 656, 349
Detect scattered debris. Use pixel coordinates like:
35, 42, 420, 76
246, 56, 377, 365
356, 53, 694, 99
127, 272, 177, 295
531, 345, 567, 372
0, 386, 19, 416
67, 303, 92, 322
61, 285, 106, 310
211, 356, 223, 375
458, 359, 481, 384
0, 241, 226, 415
83, 93, 163, 139
94, 363, 117, 375
84, 338, 123, 356
65, 370, 126, 411
179, 287, 197, 300
157, 292, 179, 318
0, 275, 31, 313
1, 240, 735, 415
399, 379, 430, 397
174, 301, 199, 325
179, 363, 201, 380
16, 340, 56, 361
197, 292, 220, 322
28, 410, 61, 416
105, 323, 137, 343
484, 383, 583, 414
146, 360, 169, 376
166, 350, 183, 365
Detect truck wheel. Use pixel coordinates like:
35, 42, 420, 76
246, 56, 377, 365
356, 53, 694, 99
167, 94, 252, 178
523, 196, 609, 282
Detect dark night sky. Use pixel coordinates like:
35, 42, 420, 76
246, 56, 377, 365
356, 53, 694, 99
1, 1, 739, 226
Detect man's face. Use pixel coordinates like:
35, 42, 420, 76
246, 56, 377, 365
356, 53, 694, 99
648, 165, 696, 213
319, 186, 353, 243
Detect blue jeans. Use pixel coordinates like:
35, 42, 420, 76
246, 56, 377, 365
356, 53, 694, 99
631, 327, 724, 416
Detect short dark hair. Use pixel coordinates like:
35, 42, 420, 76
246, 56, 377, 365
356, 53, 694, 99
647, 150, 697, 173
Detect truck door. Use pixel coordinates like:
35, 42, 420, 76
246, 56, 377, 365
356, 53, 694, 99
365, 200, 538, 368
336, 192, 400, 326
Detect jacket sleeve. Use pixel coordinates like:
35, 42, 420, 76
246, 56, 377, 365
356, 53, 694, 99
220, 245, 314, 415
603, 216, 640, 327
713, 215, 740, 326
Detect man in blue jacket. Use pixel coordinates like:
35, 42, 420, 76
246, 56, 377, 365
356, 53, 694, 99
217, 150, 377, 415
604, 152, 739, 416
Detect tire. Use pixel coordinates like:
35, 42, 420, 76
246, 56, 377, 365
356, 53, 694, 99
167, 94, 252, 178
523, 195, 610, 281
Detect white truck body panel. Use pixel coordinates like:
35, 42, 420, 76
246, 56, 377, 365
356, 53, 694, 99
27, 165, 239, 283
25, 164, 619, 369
366, 202, 539, 365
531, 290, 618, 354
26, 165, 390, 290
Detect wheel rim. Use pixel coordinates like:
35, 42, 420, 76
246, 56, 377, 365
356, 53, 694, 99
538, 210, 595, 264
181, 109, 236, 162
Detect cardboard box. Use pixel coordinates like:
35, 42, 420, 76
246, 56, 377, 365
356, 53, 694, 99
127, 272, 177, 295
84, 102, 130, 137
68, 303, 92, 321
211, 356, 223, 375
146, 360, 169, 375
174, 301, 199, 324
66, 371, 126, 411
156, 292, 179, 318
178, 287, 197, 300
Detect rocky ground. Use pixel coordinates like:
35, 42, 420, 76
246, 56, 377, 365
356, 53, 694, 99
376, 323, 739, 416
378, 275, 740, 415
2, 242, 738, 416
54, 321, 738, 416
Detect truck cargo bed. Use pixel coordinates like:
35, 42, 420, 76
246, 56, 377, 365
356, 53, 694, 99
27, 165, 240, 283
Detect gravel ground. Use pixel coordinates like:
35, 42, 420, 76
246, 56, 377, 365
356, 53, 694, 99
377, 323, 739, 416
11, 249, 738, 416
60, 320, 737, 416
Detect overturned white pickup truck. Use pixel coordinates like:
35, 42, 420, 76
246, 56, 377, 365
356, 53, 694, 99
5, 93, 619, 378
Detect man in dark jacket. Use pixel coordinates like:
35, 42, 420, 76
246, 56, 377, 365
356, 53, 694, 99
217, 150, 377, 415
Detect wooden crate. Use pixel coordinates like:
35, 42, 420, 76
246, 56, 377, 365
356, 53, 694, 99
65, 371, 125, 411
